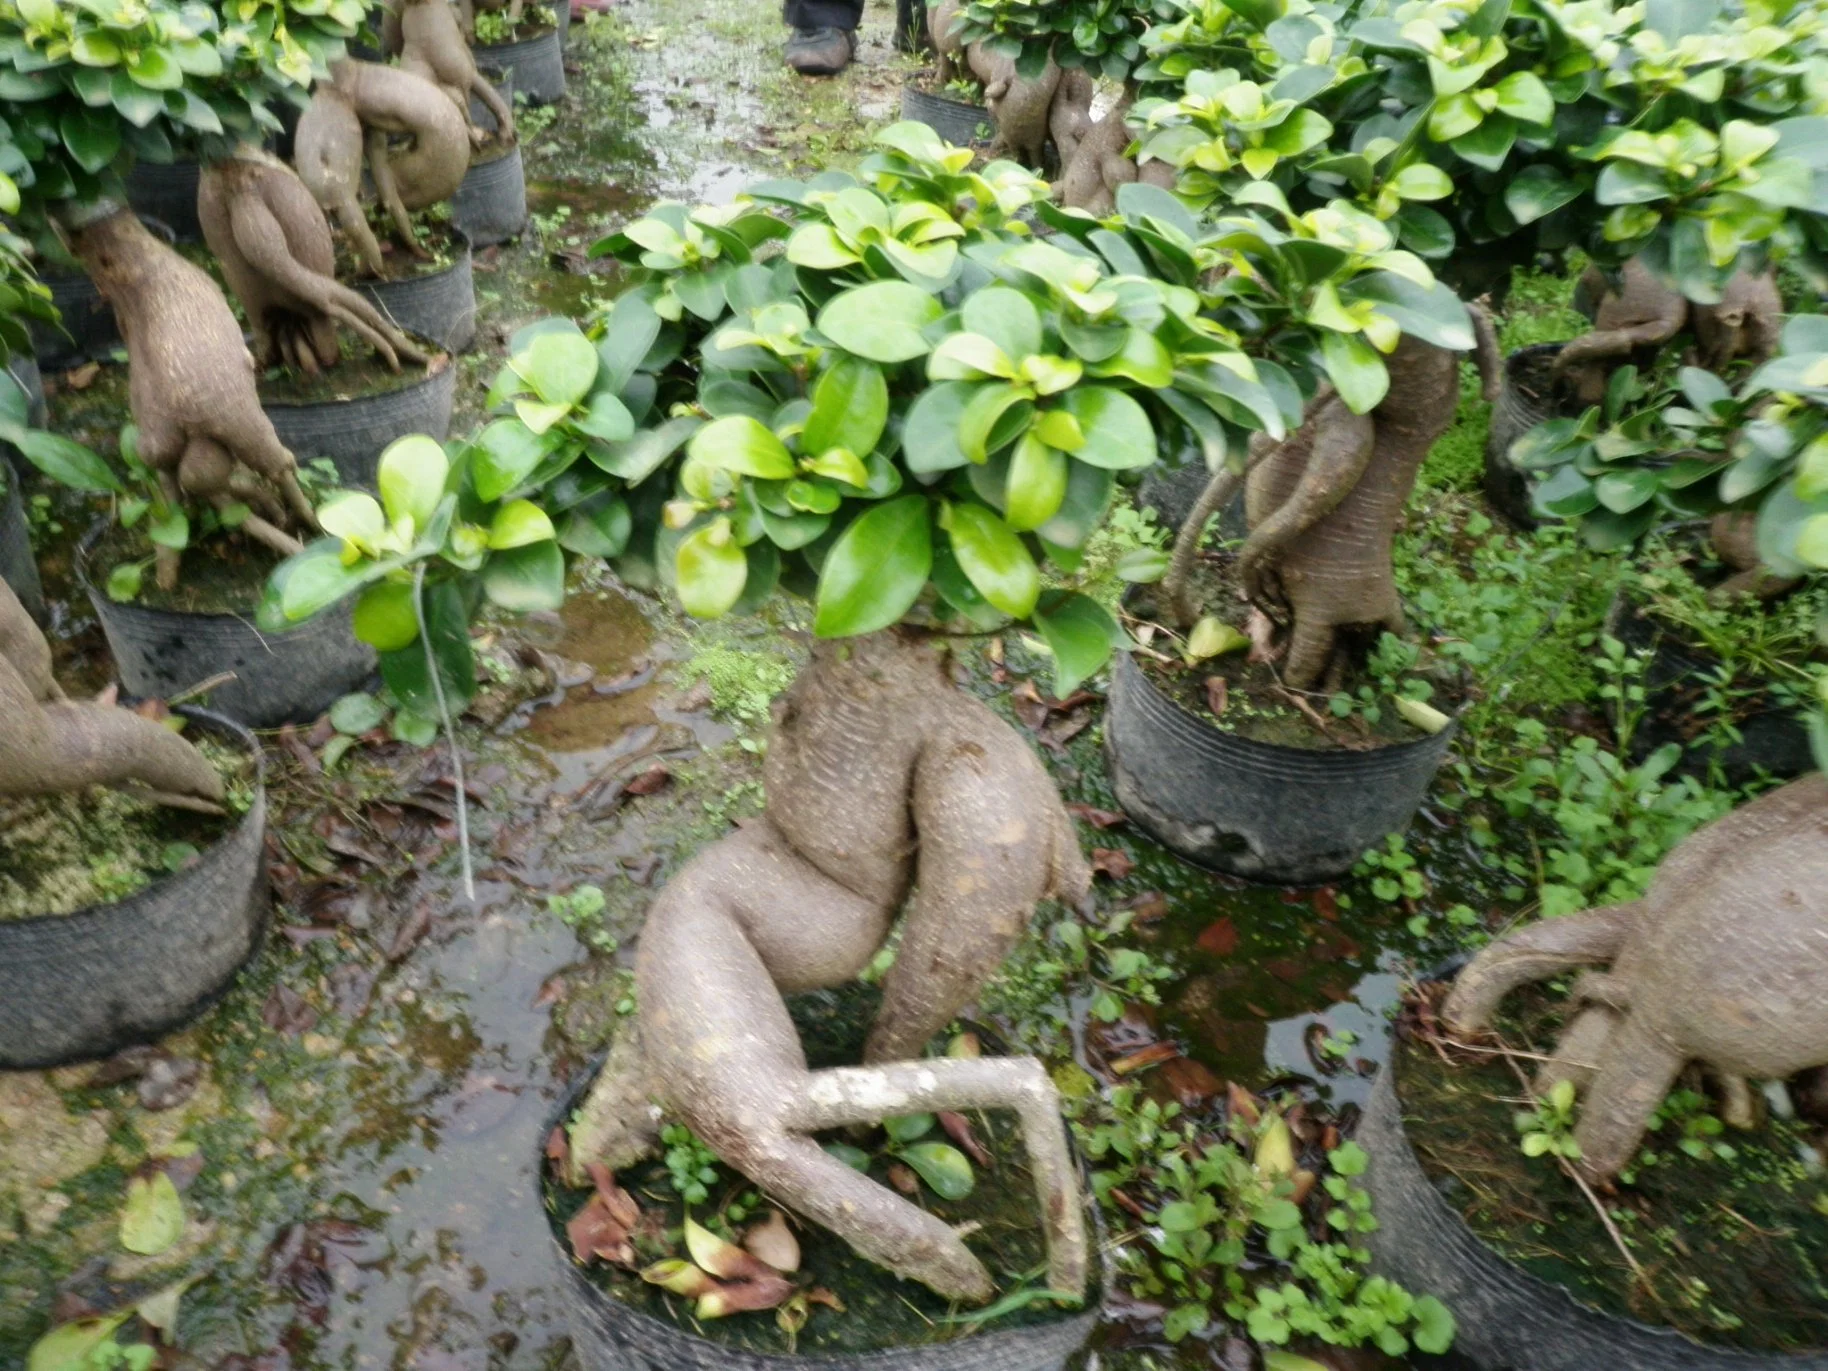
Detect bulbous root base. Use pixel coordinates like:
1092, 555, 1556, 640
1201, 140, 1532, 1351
0, 579, 224, 807
569, 633, 1092, 1304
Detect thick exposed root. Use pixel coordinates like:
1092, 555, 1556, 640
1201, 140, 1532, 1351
0, 580, 223, 804
570, 632, 1091, 1303
1443, 903, 1641, 1035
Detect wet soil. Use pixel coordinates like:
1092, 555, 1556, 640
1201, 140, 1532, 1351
90, 518, 281, 616
258, 339, 449, 407
1399, 990, 1828, 1352
337, 214, 463, 284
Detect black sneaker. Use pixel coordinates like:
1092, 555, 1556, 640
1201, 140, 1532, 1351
785, 25, 854, 75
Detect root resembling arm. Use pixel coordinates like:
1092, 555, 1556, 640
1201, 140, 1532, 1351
0, 577, 62, 703
469, 73, 515, 142
365, 132, 430, 264
1441, 901, 1641, 1035
1236, 395, 1373, 613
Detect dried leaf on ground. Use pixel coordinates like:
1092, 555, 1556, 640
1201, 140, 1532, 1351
1066, 803, 1125, 829
1090, 848, 1135, 880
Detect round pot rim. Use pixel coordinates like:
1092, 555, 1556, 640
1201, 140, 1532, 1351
542, 1057, 1105, 1367
466, 138, 523, 169
257, 347, 454, 416
1112, 590, 1462, 763
0, 704, 266, 935
76, 516, 290, 628
1370, 1039, 1828, 1363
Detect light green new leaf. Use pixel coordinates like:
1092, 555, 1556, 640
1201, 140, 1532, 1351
120, 1173, 184, 1256
803, 355, 889, 460
676, 517, 749, 617
515, 329, 599, 408
688, 414, 796, 479
378, 434, 449, 530
1058, 386, 1156, 469
1005, 433, 1067, 532
816, 280, 944, 363
488, 499, 557, 549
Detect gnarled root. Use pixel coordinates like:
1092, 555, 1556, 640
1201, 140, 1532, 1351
200, 152, 428, 374
399, 0, 515, 141
0, 580, 223, 805
1056, 94, 1137, 215
70, 207, 317, 587
1443, 902, 1641, 1036
570, 633, 1091, 1303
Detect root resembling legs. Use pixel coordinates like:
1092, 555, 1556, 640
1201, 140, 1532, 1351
1571, 1012, 1685, 1184
577, 634, 1091, 1304
1443, 902, 1641, 1035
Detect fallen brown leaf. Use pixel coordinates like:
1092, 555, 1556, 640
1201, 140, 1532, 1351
887, 1162, 919, 1196
1066, 803, 1126, 830
938, 1111, 993, 1167
1196, 917, 1239, 957
1090, 848, 1135, 880
624, 763, 670, 796
1203, 675, 1228, 717
1109, 1041, 1180, 1076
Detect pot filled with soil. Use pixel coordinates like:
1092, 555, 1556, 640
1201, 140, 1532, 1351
545, 986, 1101, 1371
469, 62, 516, 135
453, 135, 529, 248
350, 217, 478, 353
78, 518, 375, 729
1613, 587, 1820, 787
1361, 977, 1828, 1371
0, 453, 43, 622
1108, 568, 1458, 886
260, 339, 456, 487
1484, 344, 1576, 531
472, 0, 567, 104
0, 707, 268, 1070
900, 76, 995, 146
124, 157, 204, 242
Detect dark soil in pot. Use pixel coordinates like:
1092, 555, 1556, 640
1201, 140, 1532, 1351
0, 708, 268, 1070
0, 452, 43, 622
453, 138, 529, 248
900, 82, 995, 146
79, 519, 376, 729
1484, 345, 1578, 531
1615, 596, 1818, 787
545, 984, 1099, 1371
347, 220, 478, 352
1109, 570, 1458, 885
260, 342, 456, 487
474, 1, 567, 103
124, 157, 204, 242
1361, 983, 1828, 1369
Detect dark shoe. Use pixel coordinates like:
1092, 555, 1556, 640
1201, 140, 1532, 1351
785, 25, 854, 75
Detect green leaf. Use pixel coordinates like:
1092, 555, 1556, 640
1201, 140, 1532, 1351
589, 417, 701, 483
27, 1316, 130, 1371
515, 329, 599, 408
574, 388, 635, 443
482, 541, 566, 611
1256, 1197, 1303, 1230
120, 1173, 183, 1255
960, 382, 1033, 465
59, 107, 120, 175
474, 419, 555, 503
1411, 1295, 1456, 1354
823, 1142, 873, 1171
813, 495, 933, 636
1263, 1353, 1331, 1371
330, 691, 388, 735
1594, 468, 1660, 513
595, 295, 663, 394
944, 502, 1040, 619
961, 286, 1043, 362
688, 415, 795, 479
1491, 70, 1552, 125
16, 430, 119, 492
559, 495, 632, 557
1059, 387, 1156, 469
884, 1113, 936, 1143
147, 506, 189, 551
488, 499, 557, 548
1319, 330, 1389, 413
1033, 591, 1123, 697
816, 281, 944, 363
106, 561, 145, 603
804, 356, 889, 460
896, 1142, 975, 1200
379, 581, 475, 714
378, 434, 448, 531
1005, 433, 1067, 532
675, 517, 748, 618
904, 381, 976, 472
352, 581, 420, 651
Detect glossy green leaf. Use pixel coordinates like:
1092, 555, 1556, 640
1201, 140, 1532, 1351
596, 294, 664, 394
352, 580, 420, 651
474, 419, 555, 503
903, 381, 976, 472
1033, 591, 1123, 697
1319, 330, 1389, 413
378, 435, 448, 531
961, 286, 1043, 362
559, 495, 633, 557
688, 415, 796, 479
380, 581, 475, 714
1005, 433, 1067, 532
896, 1142, 975, 1200
884, 1113, 936, 1143
813, 495, 932, 636
488, 499, 557, 548
676, 517, 749, 617
944, 501, 1040, 618
588, 416, 701, 483
16, 430, 119, 492
804, 356, 889, 460
516, 329, 599, 408
816, 280, 944, 363
330, 691, 387, 735
1059, 386, 1156, 469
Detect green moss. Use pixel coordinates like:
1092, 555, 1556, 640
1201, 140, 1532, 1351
679, 642, 796, 729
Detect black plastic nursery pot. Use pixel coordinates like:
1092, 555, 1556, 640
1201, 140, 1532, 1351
453, 141, 530, 248
0, 452, 43, 622
1359, 1061, 1828, 1371
1106, 649, 1456, 886
900, 86, 995, 145
357, 228, 478, 352
475, 10, 566, 104
28, 267, 119, 371
79, 521, 375, 729
263, 354, 456, 487
1615, 597, 1817, 786
469, 65, 517, 135
1483, 344, 1573, 532
0, 708, 269, 1071
543, 1069, 1102, 1371
1136, 462, 1247, 538
124, 157, 204, 241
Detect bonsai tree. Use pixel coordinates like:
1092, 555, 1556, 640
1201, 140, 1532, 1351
0, 0, 375, 587
260, 122, 1307, 1302
392, 0, 516, 142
